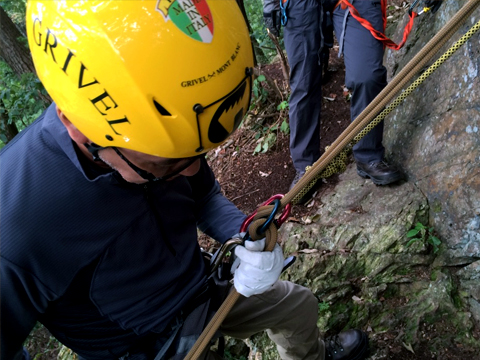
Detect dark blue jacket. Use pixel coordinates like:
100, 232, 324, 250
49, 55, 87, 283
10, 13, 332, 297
0, 104, 246, 359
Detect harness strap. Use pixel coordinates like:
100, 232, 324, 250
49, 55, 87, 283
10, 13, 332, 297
338, 0, 418, 50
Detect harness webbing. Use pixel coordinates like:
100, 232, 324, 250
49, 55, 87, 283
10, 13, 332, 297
338, 0, 418, 50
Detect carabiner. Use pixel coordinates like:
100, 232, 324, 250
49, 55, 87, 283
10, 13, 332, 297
408, 0, 421, 15
280, 0, 290, 26
240, 194, 292, 233
409, 0, 434, 16
209, 237, 244, 275
258, 199, 280, 235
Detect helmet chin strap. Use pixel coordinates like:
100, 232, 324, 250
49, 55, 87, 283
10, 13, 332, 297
84, 142, 108, 162
84, 142, 203, 183
83, 142, 156, 181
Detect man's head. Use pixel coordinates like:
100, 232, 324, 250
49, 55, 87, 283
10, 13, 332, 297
27, 0, 254, 162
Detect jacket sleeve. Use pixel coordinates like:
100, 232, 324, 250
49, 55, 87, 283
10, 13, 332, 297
263, 0, 280, 13
188, 158, 246, 243
1, 258, 45, 360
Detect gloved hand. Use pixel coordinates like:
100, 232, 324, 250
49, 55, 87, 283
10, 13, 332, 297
231, 238, 284, 297
263, 10, 281, 37
423, 0, 443, 13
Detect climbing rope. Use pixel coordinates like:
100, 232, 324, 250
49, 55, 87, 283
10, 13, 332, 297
185, 1, 480, 358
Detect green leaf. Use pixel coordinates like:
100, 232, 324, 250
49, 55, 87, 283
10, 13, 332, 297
261, 141, 269, 153
257, 74, 266, 82
429, 236, 441, 246
406, 238, 420, 247
253, 142, 262, 155
415, 222, 425, 230
280, 120, 290, 134
406, 229, 420, 237
277, 100, 289, 111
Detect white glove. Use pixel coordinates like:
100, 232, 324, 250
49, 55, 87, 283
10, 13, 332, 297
231, 238, 284, 297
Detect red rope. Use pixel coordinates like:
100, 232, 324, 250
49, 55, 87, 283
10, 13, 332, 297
338, 0, 417, 51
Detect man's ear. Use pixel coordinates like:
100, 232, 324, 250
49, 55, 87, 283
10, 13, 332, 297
56, 106, 89, 144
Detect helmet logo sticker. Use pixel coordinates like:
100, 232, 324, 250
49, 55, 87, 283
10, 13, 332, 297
208, 80, 247, 144
156, 0, 214, 43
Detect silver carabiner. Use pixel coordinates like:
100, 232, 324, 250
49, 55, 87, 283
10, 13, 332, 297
209, 236, 244, 275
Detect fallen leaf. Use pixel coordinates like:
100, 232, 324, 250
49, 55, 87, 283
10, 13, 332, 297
402, 342, 415, 354
299, 249, 319, 254
352, 295, 363, 303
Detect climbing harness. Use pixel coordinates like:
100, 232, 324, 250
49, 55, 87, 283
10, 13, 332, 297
338, 0, 417, 51
280, 0, 434, 51
184, 1, 480, 358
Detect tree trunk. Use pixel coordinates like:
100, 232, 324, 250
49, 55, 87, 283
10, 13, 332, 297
0, 5, 36, 76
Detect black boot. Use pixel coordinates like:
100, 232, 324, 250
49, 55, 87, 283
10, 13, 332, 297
356, 160, 404, 185
325, 329, 369, 360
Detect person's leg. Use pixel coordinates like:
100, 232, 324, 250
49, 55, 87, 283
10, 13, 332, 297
333, 0, 386, 164
220, 281, 324, 360
332, 1, 403, 185
284, 0, 323, 173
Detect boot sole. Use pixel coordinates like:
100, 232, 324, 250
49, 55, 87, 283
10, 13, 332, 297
351, 331, 369, 360
357, 169, 403, 186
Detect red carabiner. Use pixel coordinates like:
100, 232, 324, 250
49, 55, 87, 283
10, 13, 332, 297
240, 194, 291, 233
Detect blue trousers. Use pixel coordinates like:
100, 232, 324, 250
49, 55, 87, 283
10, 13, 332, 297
284, 0, 387, 172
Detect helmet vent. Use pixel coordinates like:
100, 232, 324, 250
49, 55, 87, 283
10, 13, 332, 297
153, 99, 171, 116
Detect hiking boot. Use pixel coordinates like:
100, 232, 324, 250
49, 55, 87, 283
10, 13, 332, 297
356, 160, 404, 185
289, 169, 319, 205
325, 329, 369, 360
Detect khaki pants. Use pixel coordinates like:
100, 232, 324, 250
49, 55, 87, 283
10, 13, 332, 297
207, 280, 325, 360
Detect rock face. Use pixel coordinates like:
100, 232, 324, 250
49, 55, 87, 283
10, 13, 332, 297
234, 2, 479, 358
384, 0, 480, 269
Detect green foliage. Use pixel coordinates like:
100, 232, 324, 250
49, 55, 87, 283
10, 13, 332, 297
0, 61, 50, 147
318, 301, 330, 313
280, 119, 289, 134
250, 73, 290, 155
244, 0, 282, 64
224, 350, 247, 360
252, 74, 269, 105
251, 108, 290, 155
0, 0, 27, 29
276, 100, 289, 111
253, 131, 276, 155
406, 222, 442, 254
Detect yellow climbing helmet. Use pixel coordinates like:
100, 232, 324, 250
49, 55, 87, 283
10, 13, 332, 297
27, 0, 254, 158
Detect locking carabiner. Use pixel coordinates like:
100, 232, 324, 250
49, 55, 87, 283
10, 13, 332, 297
280, 0, 290, 26
240, 194, 292, 234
